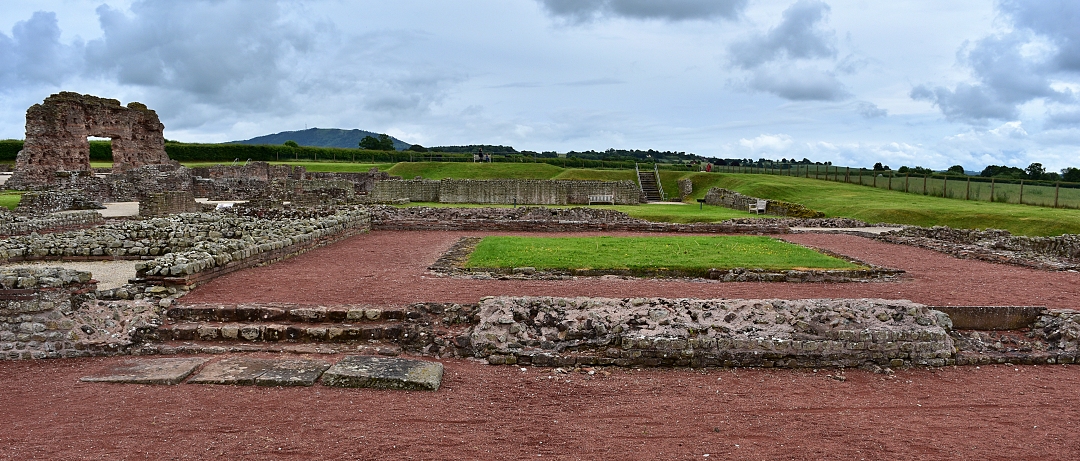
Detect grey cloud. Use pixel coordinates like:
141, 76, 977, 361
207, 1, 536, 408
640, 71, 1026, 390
729, 0, 836, 69
359, 71, 463, 118
84, 0, 315, 111
999, 0, 1080, 72
910, 83, 1018, 123
748, 67, 848, 101
536, 0, 746, 23
727, 1, 847, 102
1046, 109, 1080, 129
912, 1, 1080, 123
0, 11, 84, 89
855, 101, 887, 119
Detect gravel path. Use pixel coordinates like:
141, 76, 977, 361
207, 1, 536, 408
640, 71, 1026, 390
182, 230, 1080, 309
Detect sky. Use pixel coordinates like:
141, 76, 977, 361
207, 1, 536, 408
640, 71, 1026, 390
1, 0, 1078, 172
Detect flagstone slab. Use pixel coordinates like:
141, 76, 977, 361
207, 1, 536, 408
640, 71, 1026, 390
186, 357, 270, 385
80, 357, 209, 385
321, 355, 444, 391
188, 357, 329, 387
255, 359, 330, 387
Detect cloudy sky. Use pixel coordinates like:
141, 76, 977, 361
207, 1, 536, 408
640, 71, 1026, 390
1, 0, 1078, 171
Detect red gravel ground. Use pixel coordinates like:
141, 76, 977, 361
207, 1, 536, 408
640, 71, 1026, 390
185, 230, 1080, 308
0, 357, 1077, 460
3, 230, 1080, 460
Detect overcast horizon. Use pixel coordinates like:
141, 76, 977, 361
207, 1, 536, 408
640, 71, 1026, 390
1, 0, 1078, 171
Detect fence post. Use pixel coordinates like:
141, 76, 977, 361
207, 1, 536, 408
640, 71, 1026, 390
905, 174, 909, 193
923, 175, 928, 195
873, 173, 877, 188
845, 167, 850, 183
1055, 182, 1060, 208
858, 169, 862, 185
966, 177, 971, 200
888, 174, 892, 191
990, 178, 995, 202
943, 175, 947, 198
1019, 180, 1024, 205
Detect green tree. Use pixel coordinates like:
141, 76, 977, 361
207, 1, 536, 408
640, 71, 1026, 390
1062, 167, 1080, 183
283, 140, 299, 148
946, 165, 965, 175
408, 144, 428, 152
360, 134, 395, 150
1025, 162, 1046, 180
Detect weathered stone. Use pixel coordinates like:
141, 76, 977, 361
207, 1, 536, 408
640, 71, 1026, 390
188, 357, 330, 386
10, 92, 171, 187
321, 355, 443, 391
80, 357, 208, 385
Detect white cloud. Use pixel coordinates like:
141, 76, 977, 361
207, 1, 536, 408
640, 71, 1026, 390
738, 133, 793, 151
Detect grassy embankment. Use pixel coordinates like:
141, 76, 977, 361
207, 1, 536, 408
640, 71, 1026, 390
466, 236, 860, 272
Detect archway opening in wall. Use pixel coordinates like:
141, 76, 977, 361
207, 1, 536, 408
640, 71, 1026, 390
88, 136, 114, 175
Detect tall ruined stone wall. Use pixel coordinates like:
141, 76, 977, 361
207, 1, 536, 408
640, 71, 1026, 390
10, 92, 170, 187
369, 179, 640, 205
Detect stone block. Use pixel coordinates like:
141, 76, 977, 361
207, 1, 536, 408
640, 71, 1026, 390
80, 357, 209, 385
321, 355, 444, 391
188, 357, 330, 387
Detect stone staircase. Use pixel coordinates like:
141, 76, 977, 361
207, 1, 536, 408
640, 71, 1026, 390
138, 303, 477, 356
636, 167, 662, 202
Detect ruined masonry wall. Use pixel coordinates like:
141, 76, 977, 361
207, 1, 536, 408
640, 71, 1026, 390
704, 188, 825, 218
139, 190, 201, 216
0, 208, 371, 290
11, 92, 170, 186
369, 179, 640, 205
0, 211, 104, 237
0, 267, 96, 359
472, 297, 956, 368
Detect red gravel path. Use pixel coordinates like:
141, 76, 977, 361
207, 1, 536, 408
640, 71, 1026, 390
183, 230, 1080, 308
1, 356, 1077, 460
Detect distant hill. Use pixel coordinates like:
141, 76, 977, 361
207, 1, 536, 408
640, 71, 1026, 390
229, 128, 411, 150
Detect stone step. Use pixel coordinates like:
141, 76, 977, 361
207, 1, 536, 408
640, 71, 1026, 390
156, 320, 416, 343
168, 303, 416, 323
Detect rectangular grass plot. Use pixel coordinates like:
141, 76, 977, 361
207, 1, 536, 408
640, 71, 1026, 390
465, 235, 861, 272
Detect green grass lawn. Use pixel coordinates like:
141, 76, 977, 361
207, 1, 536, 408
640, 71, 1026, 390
465, 236, 860, 271
0, 191, 22, 210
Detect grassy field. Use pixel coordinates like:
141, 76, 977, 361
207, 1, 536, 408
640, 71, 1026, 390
688, 173, 1080, 236
466, 236, 860, 271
